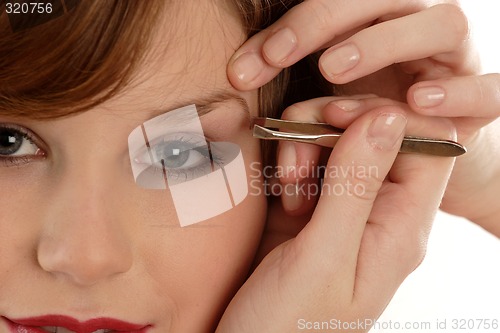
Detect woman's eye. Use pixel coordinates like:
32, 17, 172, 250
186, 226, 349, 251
130, 133, 225, 188
133, 137, 215, 180
0, 126, 41, 157
152, 140, 211, 171
0, 125, 45, 167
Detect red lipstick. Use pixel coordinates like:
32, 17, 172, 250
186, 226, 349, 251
2, 315, 152, 333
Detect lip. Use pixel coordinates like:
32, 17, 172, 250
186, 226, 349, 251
2, 315, 152, 333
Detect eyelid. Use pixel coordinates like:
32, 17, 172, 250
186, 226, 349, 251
153, 132, 207, 146
132, 131, 208, 163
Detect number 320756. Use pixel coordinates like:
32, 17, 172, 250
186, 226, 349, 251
5, 2, 53, 14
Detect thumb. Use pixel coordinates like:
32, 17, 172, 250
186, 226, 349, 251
296, 107, 407, 284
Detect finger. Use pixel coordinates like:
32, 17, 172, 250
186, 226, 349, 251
277, 98, 328, 183
322, 97, 397, 128
227, 0, 423, 90
323, 96, 459, 140
319, 4, 470, 83
228, 30, 283, 90
277, 98, 330, 215
296, 106, 407, 287
353, 118, 456, 307
277, 94, 444, 186
278, 95, 376, 183
279, 176, 319, 216
409, 73, 500, 120
277, 95, 378, 215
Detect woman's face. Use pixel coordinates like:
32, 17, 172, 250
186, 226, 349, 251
0, 1, 266, 332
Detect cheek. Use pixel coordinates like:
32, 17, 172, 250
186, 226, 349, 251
138, 189, 266, 328
137, 130, 267, 327
0, 169, 45, 270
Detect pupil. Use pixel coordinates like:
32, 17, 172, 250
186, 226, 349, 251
0, 129, 23, 155
158, 142, 190, 168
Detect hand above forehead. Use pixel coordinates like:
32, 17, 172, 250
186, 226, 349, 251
227, 0, 475, 100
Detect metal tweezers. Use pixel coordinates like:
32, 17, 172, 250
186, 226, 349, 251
253, 117, 466, 157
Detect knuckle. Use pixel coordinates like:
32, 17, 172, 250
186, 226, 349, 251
281, 104, 304, 121
342, 161, 383, 202
398, 218, 429, 274
385, 222, 428, 276
301, 0, 338, 33
405, 235, 427, 273
377, 30, 397, 61
438, 3, 470, 46
470, 76, 487, 106
473, 74, 500, 107
281, 99, 327, 122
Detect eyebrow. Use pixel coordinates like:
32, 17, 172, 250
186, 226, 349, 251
146, 91, 251, 120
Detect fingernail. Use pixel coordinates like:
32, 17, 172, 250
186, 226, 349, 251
413, 86, 445, 108
232, 52, 265, 83
282, 182, 304, 212
329, 99, 362, 112
263, 28, 298, 64
368, 113, 407, 150
278, 142, 297, 178
322, 43, 360, 77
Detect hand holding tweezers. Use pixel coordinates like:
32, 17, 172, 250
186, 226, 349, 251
253, 117, 466, 157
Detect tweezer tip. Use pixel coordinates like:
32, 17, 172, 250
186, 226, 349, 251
453, 142, 467, 156
252, 124, 272, 139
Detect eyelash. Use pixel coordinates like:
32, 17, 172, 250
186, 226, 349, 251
1, 155, 34, 167
0, 124, 46, 167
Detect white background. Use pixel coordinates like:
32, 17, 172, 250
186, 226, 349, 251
461, 0, 500, 73
373, 1, 500, 332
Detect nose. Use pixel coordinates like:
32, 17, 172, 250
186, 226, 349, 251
37, 165, 134, 287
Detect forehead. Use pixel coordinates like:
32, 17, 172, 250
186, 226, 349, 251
108, 0, 246, 112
